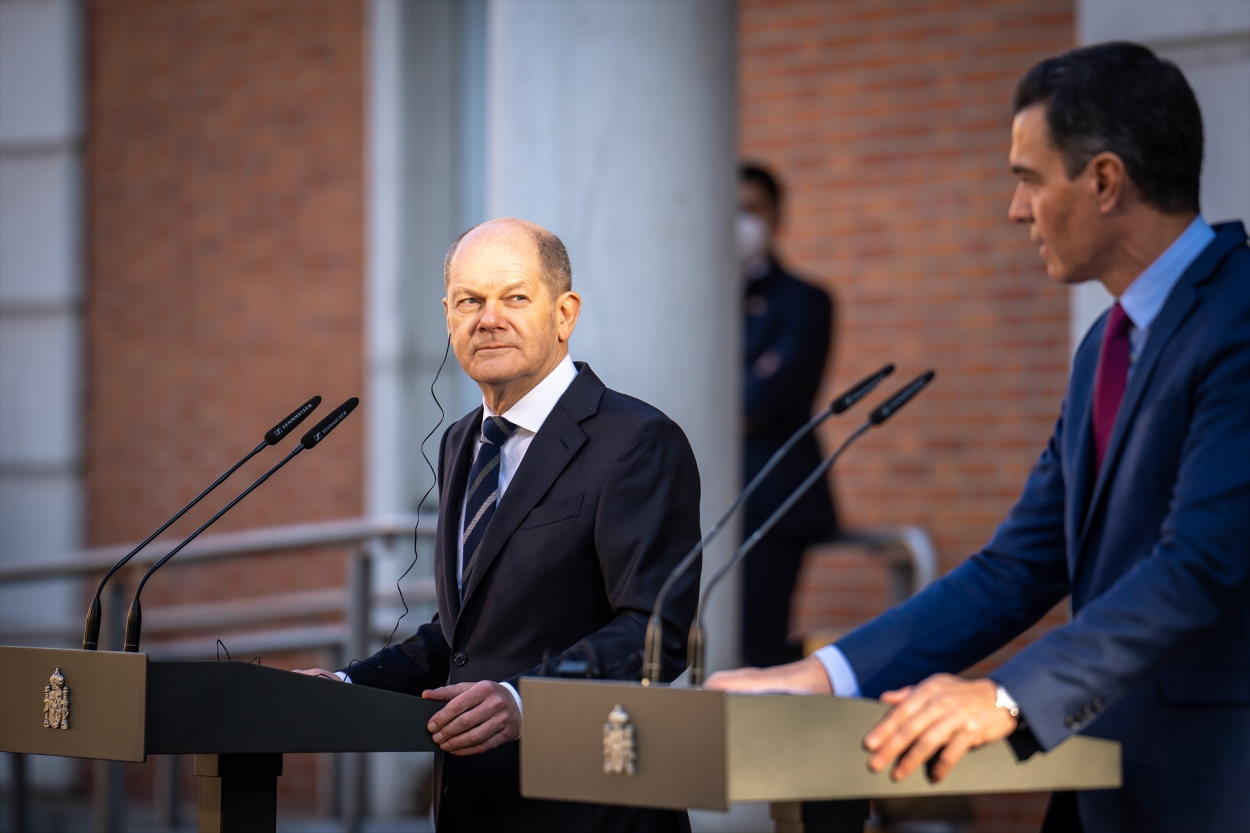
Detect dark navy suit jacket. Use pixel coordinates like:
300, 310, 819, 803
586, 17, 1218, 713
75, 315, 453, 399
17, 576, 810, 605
346, 365, 701, 832
836, 222, 1250, 832
744, 258, 837, 540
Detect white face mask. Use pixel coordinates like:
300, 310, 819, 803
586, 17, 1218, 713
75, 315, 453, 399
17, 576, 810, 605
736, 211, 770, 272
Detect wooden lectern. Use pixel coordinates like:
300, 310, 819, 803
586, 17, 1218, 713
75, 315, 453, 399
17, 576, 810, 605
0, 645, 439, 833
519, 677, 1121, 833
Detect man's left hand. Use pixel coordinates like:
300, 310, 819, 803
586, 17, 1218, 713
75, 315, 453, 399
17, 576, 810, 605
865, 674, 1017, 782
422, 681, 521, 756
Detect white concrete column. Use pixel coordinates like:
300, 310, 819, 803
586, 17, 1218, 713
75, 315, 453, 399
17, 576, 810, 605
0, 0, 85, 789
1071, 1, 1250, 352
0, 0, 85, 639
484, 0, 741, 671
365, 0, 477, 817
366, 0, 464, 520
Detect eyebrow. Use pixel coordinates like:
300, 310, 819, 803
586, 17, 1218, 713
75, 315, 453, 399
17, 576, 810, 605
450, 280, 531, 297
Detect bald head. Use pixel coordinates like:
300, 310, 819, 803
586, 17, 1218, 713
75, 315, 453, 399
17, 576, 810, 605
444, 218, 572, 297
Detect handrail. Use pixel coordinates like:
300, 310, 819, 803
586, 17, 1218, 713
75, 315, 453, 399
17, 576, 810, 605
0, 583, 437, 644
0, 513, 437, 584
835, 524, 938, 593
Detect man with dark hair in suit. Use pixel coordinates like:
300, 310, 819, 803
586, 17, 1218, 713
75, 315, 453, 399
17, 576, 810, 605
302, 217, 701, 832
711, 42, 1249, 833
737, 162, 838, 668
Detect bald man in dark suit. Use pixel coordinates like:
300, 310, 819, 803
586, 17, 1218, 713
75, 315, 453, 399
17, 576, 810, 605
306, 218, 700, 832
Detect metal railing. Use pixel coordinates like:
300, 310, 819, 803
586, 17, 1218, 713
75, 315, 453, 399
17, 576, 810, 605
835, 525, 938, 595
1, 513, 437, 833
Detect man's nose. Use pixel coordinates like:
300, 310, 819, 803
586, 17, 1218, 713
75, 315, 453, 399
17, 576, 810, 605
477, 299, 505, 328
1007, 183, 1032, 224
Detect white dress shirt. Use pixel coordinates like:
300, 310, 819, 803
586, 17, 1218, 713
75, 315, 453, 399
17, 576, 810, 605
457, 355, 579, 589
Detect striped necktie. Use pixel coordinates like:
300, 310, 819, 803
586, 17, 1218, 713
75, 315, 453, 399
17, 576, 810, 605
461, 415, 516, 589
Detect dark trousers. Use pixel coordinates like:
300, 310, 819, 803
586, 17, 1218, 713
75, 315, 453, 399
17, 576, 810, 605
741, 530, 808, 668
1041, 792, 1083, 833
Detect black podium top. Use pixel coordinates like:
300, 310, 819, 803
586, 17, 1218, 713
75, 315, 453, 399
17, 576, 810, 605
1, 646, 439, 762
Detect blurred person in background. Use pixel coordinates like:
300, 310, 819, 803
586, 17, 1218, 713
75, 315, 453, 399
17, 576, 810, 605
711, 42, 1250, 833
737, 162, 839, 668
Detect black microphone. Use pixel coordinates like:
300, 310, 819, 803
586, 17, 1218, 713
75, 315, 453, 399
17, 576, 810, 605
122, 397, 359, 653
688, 370, 936, 685
80, 396, 322, 650
640, 364, 896, 685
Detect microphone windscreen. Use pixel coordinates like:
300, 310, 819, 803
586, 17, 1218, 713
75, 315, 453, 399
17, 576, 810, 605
265, 396, 322, 445
300, 397, 359, 449
830, 364, 895, 414
869, 370, 935, 425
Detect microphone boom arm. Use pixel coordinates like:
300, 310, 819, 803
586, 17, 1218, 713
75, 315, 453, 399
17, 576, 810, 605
121, 396, 357, 653
641, 364, 896, 685
122, 444, 305, 652
687, 370, 935, 686
81, 439, 266, 651
688, 422, 870, 685
81, 395, 321, 650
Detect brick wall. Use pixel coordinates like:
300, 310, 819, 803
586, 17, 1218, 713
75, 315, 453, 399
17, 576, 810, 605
740, 1, 1075, 829
85, 0, 364, 593
84, 0, 365, 812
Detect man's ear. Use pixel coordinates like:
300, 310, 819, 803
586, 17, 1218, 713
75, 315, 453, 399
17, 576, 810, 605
556, 291, 582, 343
1089, 151, 1127, 214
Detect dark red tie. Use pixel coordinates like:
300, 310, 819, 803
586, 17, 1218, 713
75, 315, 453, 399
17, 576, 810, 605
1092, 302, 1132, 471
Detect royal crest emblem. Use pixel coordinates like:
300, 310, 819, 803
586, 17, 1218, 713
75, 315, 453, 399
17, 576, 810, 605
42, 667, 70, 730
602, 703, 636, 776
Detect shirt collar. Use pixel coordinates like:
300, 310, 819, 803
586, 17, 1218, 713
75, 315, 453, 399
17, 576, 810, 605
1118, 216, 1214, 331
481, 354, 578, 435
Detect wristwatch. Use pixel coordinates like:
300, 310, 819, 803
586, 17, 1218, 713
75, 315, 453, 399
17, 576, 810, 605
994, 684, 1022, 721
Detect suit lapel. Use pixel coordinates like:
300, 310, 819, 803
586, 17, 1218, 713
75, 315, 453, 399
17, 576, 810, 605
1066, 338, 1099, 563
455, 366, 602, 621
1076, 225, 1243, 548
439, 409, 480, 627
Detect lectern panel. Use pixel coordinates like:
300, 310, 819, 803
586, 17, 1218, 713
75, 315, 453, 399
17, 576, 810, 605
0, 646, 147, 762
725, 693, 1121, 801
519, 679, 1121, 810
520, 678, 731, 810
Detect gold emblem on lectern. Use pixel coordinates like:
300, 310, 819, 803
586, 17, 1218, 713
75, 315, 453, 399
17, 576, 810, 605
43, 667, 70, 730
602, 703, 636, 776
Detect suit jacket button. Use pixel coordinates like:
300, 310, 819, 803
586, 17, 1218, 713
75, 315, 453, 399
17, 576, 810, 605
453, 651, 467, 666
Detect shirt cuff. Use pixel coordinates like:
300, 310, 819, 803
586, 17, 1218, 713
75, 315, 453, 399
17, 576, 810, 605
814, 644, 861, 697
501, 681, 523, 714
338, 671, 519, 713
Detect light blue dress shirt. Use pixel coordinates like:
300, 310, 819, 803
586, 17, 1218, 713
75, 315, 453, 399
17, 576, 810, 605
1119, 216, 1215, 362
814, 216, 1216, 697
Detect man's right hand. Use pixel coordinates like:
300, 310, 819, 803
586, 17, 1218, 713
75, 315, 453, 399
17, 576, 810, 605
704, 656, 833, 695
294, 668, 343, 681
